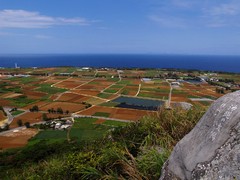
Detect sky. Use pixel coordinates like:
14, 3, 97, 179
0, 0, 240, 55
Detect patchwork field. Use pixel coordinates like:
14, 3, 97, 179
76, 106, 154, 121
40, 102, 86, 113
1, 67, 239, 150
0, 128, 38, 150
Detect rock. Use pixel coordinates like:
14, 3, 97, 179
160, 91, 240, 180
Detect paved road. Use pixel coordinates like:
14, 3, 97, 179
166, 80, 173, 109
72, 114, 133, 123
3, 107, 14, 124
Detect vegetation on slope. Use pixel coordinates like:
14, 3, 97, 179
0, 107, 205, 180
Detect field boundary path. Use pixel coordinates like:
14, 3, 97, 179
3, 107, 14, 125
135, 84, 142, 97
51, 77, 73, 87
166, 80, 172, 109
72, 114, 132, 123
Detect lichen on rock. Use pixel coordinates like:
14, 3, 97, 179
160, 91, 240, 180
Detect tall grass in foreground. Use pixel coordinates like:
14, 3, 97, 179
1, 107, 205, 180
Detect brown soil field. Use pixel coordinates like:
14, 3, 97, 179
57, 92, 86, 102
171, 96, 189, 102
0, 99, 11, 106
94, 119, 106, 124
23, 90, 47, 99
90, 79, 115, 86
22, 101, 50, 110
77, 106, 154, 121
50, 94, 59, 100
70, 89, 101, 96
77, 84, 109, 91
1, 92, 23, 99
132, 79, 141, 84
86, 97, 107, 105
40, 102, 86, 113
22, 85, 37, 90
10, 112, 43, 128
55, 80, 84, 89
0, 128, 38, 150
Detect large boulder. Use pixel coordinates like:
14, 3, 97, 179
160, 91, 240, 180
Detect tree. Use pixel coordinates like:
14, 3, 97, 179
24, 122, 30, 128
42, 113, 48, 121
17, 119, 23, 127
57, 107, 63, 114
33, 105, 39, 112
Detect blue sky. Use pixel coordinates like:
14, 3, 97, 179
0, 0, 240, 55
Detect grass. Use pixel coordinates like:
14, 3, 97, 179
116, 80, 131, 85
70, 117, 111, 141
103, 120, 128, 127
37, 84, 67, 94
100, 101, 120, 107
8, 96, 36, 108
106, 78, 120, 82
110, 84, 124, 88
121, 89, 129, 95
11, 110, 25, 116
30, 130, 68, 144
1, 107, 205, 180
93, 112, 110, 117
198, 101, 212, 106
103, 88, 118, 93
97, 93, 112, 99
138, 92, 168, 100
9, 76, 38, 84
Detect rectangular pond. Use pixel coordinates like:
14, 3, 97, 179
112, 96, 165, 111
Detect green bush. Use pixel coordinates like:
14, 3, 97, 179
0, 107, 205, 180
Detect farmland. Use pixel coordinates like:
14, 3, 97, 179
0, 67, 239, 150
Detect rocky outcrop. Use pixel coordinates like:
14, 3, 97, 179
160, 91, 240, 180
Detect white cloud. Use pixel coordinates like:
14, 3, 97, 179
207, 3, 240, 16
0, 9, 92, 28
149, 15, 186, 28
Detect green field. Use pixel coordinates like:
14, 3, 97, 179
37, 84, 67, 94
29, 130, 68, 144
103, 88, 118, 93
11, 110, 25, 116
8, 96, 36, 108
100, 101, 120, 107
9, 76, 38, 84
93, 112, 110, 117
97, 93, 112, 99
70, 117, 111, 141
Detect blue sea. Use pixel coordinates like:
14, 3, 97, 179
0, 54, 240, 73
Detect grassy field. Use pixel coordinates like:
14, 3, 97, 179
37, 84, 67, 94
29, 130, 68, 145
11, 110, 25, 116
8, 96, 36, 108
97, 93, 112, 99
70, 117, 111, 141
9, 76, 38, 84
93, 112, 110, 117
103, 88, 119, 93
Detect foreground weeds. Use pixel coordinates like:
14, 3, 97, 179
1, 107, 205, 180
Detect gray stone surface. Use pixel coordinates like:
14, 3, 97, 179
160, 91, 240, 180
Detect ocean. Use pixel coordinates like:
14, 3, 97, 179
0, 54, 240, 73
